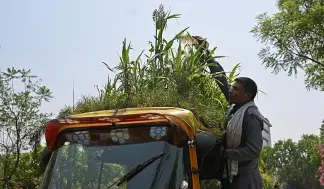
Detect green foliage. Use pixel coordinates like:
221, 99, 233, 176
317, 120, 324, 186
0, 145, 45, 189
10, 146, 45, 188
260, 135, 322, 188
261, 173, 276, 189
259, 148, 276, 189
200, 180, 221, 189
320, 120, 324, 143
0, 68, 53, 188
251, 0, 324, 91
58, 4, 239, 136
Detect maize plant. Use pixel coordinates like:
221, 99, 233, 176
58, 4, 240, 136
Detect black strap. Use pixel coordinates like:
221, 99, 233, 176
224, 157, 231, 184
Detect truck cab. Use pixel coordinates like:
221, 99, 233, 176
40, 107, 223, 189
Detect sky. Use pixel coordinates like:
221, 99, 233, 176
0, 0, 323, 144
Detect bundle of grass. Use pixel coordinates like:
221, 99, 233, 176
58, 4, 240, 136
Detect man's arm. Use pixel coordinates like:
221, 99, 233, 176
192, 36, 230, 102
206, 58, 230, 102
225, 115, 263, 161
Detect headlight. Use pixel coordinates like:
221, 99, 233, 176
110, 128, 130, 144
150, 126, 167, 140
68, 131, 90, 145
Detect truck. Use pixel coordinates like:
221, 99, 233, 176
39, 107, 224, 189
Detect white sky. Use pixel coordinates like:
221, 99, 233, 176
1, 0, 323, 144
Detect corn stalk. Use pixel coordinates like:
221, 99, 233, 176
58, 4, 241, 135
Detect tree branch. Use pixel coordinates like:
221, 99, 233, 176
276, 37, 324, 66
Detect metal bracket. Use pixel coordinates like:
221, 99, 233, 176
191, 167, 199, 174
188, 140, 196, 148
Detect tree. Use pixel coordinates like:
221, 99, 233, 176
251, 0, 324, 91
9, 145, 45, 188
259, 147, 276, 189
260, 135, 321, 188
320, 120, 324, 143
0, 68, 52, 188
318, 120, 324, 186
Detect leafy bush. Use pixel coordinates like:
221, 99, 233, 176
58, 4, 239, 136
0, 146, 45, 189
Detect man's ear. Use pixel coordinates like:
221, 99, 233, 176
245, 92, 252, 98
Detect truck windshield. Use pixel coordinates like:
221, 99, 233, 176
40, 125, 190, 189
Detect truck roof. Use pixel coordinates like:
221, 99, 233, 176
67, 107, 205, 131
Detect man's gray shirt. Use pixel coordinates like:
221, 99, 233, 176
224, 105, 264, 189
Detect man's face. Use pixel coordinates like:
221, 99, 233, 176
229, 81, 250, 104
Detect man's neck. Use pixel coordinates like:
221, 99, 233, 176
233, 100, 254, 111
233, 103, 244, 110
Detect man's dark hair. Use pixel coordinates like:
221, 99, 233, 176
234, 77, 258, 100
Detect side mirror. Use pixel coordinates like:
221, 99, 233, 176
195, 131, 224, 180
195, 131, 219, 158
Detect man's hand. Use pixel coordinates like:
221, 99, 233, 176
192, 36, 209, 49
219, 144, 228, 159
191, 35, 230, 102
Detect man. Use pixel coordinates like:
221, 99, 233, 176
221, 77, 264, 189
192, 36, 264, 189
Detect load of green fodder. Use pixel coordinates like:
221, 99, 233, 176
58, 4, 240, 136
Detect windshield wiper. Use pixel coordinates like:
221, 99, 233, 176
107, 152, 165, 189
